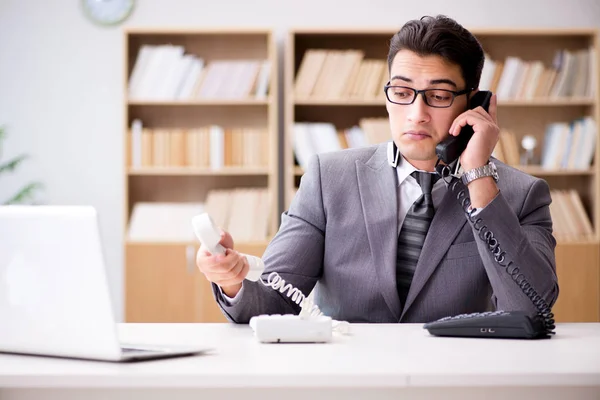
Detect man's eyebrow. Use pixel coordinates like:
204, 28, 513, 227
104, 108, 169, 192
390, 75, 412, 83
429, 78, 458, 88
390, 75, 458, 88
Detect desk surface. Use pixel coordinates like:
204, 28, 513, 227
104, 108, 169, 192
1, 323, 599, 389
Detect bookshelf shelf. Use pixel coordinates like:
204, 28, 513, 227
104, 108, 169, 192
465, 28, 599, 37
517, 166, 595, 176
498, 98, 595, 106
293, 98, 594, 107
124, 28, 278, 323
128, 99, 273, 106
128, 166, 270, 176
285, 27, 600, 323
294, 98, 385, 106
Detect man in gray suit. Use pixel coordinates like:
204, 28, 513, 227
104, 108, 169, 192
196, 15, 558, 324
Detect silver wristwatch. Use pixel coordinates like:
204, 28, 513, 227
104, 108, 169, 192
461, 161, 499, 185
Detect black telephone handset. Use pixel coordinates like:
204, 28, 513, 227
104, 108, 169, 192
435, 90, 493, 165
426, 90, 556, 340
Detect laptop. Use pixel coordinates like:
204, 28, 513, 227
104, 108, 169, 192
0, 205, 212, 362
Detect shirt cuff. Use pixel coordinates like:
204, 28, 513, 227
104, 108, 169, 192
471, 207, 482, 216
469, 190, 501, 216
219, 282, 244, 305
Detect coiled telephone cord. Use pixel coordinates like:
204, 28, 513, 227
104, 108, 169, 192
261, 271, 351, 334
440, 168, 556, 336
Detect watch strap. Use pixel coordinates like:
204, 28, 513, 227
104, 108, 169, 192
461, 162, 498, 185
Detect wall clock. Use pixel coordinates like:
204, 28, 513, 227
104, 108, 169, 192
82, 0, 135, 26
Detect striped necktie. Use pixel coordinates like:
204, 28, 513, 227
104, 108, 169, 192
396, 171, 440, 310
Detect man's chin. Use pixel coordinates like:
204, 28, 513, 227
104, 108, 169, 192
397, 144, 436, 162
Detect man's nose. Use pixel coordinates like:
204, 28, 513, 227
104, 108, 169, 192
407, 94, 430, 123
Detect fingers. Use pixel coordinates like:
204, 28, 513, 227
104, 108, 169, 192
196, 247, 249, 286
450, 93, 498, 136
218, 229, 235, 249
449, 111, 487, 136
212, 257, 249, 287
471, 105, 494, 122
201, 248, 236, 272
198, 244, 211, 257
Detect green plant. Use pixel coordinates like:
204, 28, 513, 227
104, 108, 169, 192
0, 126, 43, 205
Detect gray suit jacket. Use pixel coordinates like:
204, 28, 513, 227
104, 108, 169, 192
212, 142, 559, 323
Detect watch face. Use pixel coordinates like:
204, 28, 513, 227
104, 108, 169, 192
82, 0, 135, 26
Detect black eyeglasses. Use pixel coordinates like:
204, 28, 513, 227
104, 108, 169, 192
383, 83, 473, 108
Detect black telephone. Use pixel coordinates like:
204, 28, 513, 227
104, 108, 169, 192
435, 90, 493, 165
424, 90, 556, 340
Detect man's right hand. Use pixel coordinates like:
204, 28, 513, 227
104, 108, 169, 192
195, 229, 249, 298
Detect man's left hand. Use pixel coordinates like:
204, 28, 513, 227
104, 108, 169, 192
448, 92, 500, 171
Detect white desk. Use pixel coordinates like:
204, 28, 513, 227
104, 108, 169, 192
1, 323, 599, 400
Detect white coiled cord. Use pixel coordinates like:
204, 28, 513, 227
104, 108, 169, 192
260, 271, 351, 334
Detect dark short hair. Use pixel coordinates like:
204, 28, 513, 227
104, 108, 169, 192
387, 15, 485, 91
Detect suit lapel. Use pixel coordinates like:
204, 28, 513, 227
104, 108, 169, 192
356, 143, 400, 320
400, 183, 468, 320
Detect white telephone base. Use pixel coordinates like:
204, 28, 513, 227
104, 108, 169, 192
249, 314, 333, 343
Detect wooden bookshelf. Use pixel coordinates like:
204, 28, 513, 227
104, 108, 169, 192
285, 28, 600, 322
123, 28, 278, 323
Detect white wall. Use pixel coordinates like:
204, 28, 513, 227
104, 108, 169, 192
1, 0, 599, 321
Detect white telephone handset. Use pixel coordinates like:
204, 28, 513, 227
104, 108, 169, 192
192, 213, 350, 342
192, 213, 264, 281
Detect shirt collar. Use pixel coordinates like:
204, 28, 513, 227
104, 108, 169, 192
394, 154, 447, 187
395, 154, 418, 186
